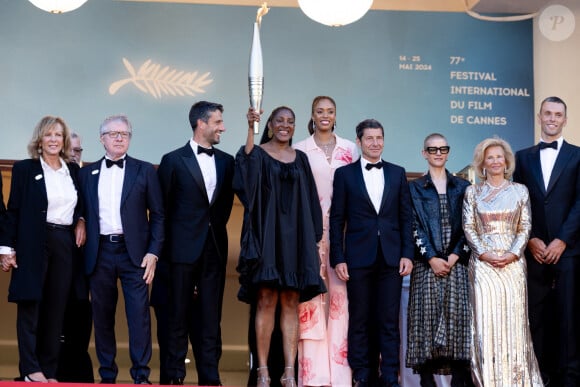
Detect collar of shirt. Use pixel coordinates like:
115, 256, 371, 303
539, 136, 564, 151
189, 138, 217, 201
40, 156, 69, 176
360, 157, 383, 173
190, 139, 214, 157
104, 154, 127, 163
539, 136, 563, 190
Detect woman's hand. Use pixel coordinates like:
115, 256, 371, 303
245, 107, 263, 154
1, 251, 18, 272
447, 253, 460, 268
428, 257, 450, 277
247, 107, 262, 129
317, 242, 326, 280
496, 252, 518, 268
480, 251, 516, 268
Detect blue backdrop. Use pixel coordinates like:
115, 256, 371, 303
0, 0, 534, 172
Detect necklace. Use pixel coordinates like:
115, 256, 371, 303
314, 136, 336, 161
485, 179, 508, 190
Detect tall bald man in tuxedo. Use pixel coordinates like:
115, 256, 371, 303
513, 96, 580, 386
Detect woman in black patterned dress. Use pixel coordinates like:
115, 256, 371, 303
406, 133, 473, 386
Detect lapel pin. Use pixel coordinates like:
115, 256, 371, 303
92, 169, 99, 175
35, 174, 43, 180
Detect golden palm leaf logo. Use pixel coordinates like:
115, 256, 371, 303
109, 58, 213, 99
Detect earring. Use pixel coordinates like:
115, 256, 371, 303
37, 148, 42, 154
312, 122, 316, 131
482, 168, 486, 177
333, 122, 336, 131
268, 128, 273, 138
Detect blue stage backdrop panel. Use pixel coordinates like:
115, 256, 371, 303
0, 1, 533, 172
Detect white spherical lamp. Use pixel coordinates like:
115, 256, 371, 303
298, 0, 374, 27
28, 0, 89, 14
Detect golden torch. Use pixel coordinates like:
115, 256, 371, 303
249, 3, 269, 134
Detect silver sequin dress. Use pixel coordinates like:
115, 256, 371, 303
463, 181, 543, 387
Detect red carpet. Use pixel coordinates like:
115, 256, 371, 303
0, 383, 219, 387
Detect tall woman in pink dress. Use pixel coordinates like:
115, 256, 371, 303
294, 96, 358, 386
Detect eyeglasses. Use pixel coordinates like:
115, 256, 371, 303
103, 131, 131, 139
425, 146, 450, 154
71, 147, 83, 153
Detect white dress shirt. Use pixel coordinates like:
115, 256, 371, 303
539, 136, 563, 190
41, 156, 77, 226
361, 158, 384, 214
190, 139, 217, 202
98, 156, 125, 235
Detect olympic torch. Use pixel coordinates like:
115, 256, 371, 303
249, 3, 269, 134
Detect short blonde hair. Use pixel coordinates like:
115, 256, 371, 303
27, 116, 71, 162
472, 137, 515, 180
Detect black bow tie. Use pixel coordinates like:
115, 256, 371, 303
365, 161, 383, 170
539, 141, 558, 150
105, 158, 124, 169
197, 146, 214, 157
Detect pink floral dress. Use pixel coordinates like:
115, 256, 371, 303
293, 134, 358, 387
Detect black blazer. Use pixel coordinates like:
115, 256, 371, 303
409, 171, 471, 264
1, 159, 82, 302
513, 141, 580, 257
157, 143, 234, 264
329, 159, 414, 269
78, 155, 165, 275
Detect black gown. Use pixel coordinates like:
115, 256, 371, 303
234, 145, 326, 303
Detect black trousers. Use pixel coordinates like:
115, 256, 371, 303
166, 237, 226, 385
527, 255, 580, 386
347, 255, 402, 385
90, 238, 152, 382
17, 226, 73, 378
56, 298, 94, 382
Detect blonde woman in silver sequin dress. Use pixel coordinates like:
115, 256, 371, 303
462, 137, 543, 387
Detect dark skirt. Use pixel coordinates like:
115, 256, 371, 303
406, 259, 471, 374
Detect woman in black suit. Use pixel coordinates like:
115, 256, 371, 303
0, 116, 85, 382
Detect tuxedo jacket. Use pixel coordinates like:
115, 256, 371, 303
1, 159, 82, 301
513, 140, 580, 257
329, 159, 414, 269
157, 143, 234, 264
78, 155, 164, 275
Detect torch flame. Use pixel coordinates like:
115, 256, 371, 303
256, 2, 269, 26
